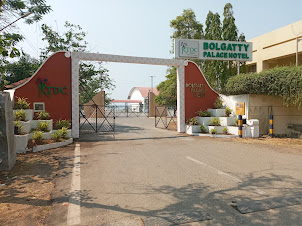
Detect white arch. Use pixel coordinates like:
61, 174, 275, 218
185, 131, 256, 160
71, 52, 187, 138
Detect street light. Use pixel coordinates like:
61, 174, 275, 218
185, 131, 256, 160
0, 12, 32, 32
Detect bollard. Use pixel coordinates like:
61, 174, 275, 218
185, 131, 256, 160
238, 115, 243, 138
269, 115, 274, 137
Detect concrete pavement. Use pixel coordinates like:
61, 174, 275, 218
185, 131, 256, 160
49, 117, 302, 225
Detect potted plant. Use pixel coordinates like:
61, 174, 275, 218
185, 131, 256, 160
223, 127, 228, 134
200, 125, 207, 133
14, 109, 31, 133
208, 117, 224, 134
210, 128, 217, 134
53, 119, 72, 137
14, 121, 29, 153
225, 107, 232, 117
13, 97, 33, 121
32, 110, 53, 131
208, 97, 225, 117
186, 117, 200, 134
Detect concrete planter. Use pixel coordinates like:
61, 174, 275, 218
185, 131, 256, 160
196, 117, 212, 126
207, 109, 225, 117
33, 138, 73, 152
15, 134, 28, 153
30, 119, 53, 131
15, 120, 31, 134
219, 117, 236, 126
186, 125, 201, 134
227, 126, 239, 135
52, 129, 72, 138
13, 109, 34, 121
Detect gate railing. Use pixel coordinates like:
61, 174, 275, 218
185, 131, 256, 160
79, 105, 115, 134
155, 106, 177, 130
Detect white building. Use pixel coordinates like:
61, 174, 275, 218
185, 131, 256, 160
127, 87, 159, 112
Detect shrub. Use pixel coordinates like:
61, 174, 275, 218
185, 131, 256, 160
224, 65, 302, 108
187, 117, 199, 125
56, 119, 71, 129
210, 128, 217, 134
14, 97, 30, 109
200, 125, 207, 133
223, 127, 228, 134
37, 110, 50, 120
225, 107, 232, 117
14, 109, 26, 121
214, 97, 224, 109
33, 131, 43, 144
51, 131, 61, 142
14, 121, 22, 134
37, 122, 49, 132
197, 110, 212, 117
235, 117, 238, 126
209, 117, 221, 126
58, 127, 68, 139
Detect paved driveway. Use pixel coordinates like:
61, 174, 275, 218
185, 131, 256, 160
49, 117, 302, 225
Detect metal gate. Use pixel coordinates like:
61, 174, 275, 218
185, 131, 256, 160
155, 106, 177, 130
79, 81, 115, 135
79, 105, 115, 134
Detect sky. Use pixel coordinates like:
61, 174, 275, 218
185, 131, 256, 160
13, 0, 302, 100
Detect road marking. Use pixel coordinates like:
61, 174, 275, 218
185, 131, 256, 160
67, 143, 81, 226
186, 156, 265, 195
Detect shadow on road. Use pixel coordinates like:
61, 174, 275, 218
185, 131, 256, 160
54, 169, 302, 225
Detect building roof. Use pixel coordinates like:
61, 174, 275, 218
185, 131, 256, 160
127, 87, 159, 99
4, 77, 30, 90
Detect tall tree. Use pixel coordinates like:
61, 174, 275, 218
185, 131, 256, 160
203, 11, 224, 90
221, 3, 239, 86
170, 9, 203, 39
170, 9, 203, 54
40, 22, 115, 104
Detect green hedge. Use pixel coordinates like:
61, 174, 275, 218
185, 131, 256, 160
224, 66, 302, 108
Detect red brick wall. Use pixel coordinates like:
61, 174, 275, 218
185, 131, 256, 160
185, 61, 219, 121
14, 52, 71, 124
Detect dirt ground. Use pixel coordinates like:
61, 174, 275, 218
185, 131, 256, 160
0, 145, 74, 226
230, 136, 302, 155
0, 136, 301, 226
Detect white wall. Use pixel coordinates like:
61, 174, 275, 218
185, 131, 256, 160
220, 94, 249, 119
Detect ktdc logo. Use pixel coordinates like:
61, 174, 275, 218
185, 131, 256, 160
180, 41, 199, 58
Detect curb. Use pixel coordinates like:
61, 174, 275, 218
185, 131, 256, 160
189, 132, 237, 138
33, 138, 73, 152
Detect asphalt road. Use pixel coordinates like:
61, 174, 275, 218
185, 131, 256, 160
48, 117, 302, 225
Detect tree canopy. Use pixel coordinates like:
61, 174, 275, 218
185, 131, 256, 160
0, 0, 51, 89
4, 53, 41, 84
155, 67, 177, 106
